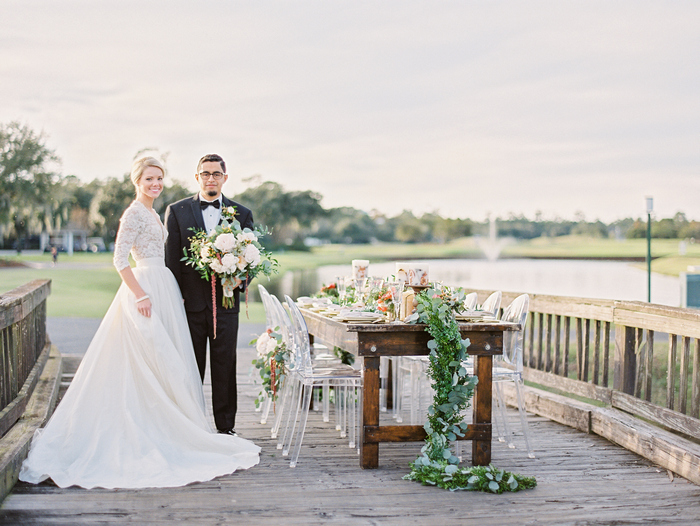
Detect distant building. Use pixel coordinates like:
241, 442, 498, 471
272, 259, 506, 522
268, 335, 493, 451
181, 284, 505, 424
39, 230, 88, 255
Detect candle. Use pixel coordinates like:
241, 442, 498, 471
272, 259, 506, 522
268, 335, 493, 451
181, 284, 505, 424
407, 264, 430, 286
352, 260, 369, 280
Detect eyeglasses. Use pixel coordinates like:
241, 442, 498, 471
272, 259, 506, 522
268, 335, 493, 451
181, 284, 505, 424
198, 171, 225, 180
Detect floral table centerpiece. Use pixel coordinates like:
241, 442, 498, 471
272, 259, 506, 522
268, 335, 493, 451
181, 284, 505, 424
317, 282, 339, 301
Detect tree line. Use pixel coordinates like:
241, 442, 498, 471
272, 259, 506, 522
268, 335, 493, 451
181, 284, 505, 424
2, 121, 698, 251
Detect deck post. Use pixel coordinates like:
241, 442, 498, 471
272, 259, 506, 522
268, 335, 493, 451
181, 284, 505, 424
614, 325, 636, 395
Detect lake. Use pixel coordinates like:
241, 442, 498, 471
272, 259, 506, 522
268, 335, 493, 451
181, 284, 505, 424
281, 259, 681, 307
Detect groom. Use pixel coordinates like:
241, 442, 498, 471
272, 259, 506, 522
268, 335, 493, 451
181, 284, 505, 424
164, 153, 254, 436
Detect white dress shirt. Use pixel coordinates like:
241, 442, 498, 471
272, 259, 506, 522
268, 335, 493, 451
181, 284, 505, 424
200, 195, 222, 234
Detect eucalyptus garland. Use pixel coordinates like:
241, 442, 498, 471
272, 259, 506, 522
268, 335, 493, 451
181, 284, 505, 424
403, 285, 536, 493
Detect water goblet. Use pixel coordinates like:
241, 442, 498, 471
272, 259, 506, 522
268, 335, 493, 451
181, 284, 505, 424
336, 276, 347, 303
365, 277, 385, 308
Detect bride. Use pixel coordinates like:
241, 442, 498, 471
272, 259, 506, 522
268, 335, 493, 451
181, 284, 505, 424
19, 157, 260, 489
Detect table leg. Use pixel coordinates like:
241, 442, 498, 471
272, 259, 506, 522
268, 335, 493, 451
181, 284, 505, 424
472, 355, 493, 466
361, 356, 380, 468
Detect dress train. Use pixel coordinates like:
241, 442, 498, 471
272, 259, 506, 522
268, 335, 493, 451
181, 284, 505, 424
19, 258, 260, 489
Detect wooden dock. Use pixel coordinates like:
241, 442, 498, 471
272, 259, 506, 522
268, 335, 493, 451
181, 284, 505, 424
2, 345, 700, 525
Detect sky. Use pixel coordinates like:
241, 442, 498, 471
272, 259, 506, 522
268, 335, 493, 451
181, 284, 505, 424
1, 1, 698, 222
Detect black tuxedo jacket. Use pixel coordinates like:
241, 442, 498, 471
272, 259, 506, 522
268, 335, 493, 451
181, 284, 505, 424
164, 194, 254, 314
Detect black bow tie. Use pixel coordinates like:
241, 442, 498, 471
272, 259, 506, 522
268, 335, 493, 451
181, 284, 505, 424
200, 200, 220, 210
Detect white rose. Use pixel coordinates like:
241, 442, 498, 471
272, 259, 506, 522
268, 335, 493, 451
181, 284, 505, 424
226, 206, 236, 215
214, 233, 237, 253
221, 253, 238, 273
266, 337, 278, 354
244, 231, 257, 242
256, 332, 270, 357
236, 232, 247, 243
200, 245, 212, 262
244, 244, 260, 265
210, 259, 225, 273
237, 256, 248, 271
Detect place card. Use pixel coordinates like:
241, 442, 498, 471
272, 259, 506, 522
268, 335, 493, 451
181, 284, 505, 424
394, 262, 429, 286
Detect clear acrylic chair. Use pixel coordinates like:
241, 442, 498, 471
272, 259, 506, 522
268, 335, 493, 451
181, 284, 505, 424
460, 291, 502, 374
394, 356, 433, 424
464, 292, 478, 310
456, 293, 534, 461
258, 284, 275, 327
492, 294, 534, 458
268, 295, 297, 439
259, 288, 304, 430
480, 290, 502, 317
256, 284, 276, 424
267, 294, 343, 440
279, 296, 362, 467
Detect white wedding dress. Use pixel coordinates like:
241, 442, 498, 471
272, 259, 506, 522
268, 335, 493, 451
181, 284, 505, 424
19, 201, 260, 489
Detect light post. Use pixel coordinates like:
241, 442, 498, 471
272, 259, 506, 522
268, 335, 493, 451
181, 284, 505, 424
646, 197, 653, 303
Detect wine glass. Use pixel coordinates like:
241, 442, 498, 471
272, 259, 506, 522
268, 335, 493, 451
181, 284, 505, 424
353, 277, 367, 305
368, 276, 384, 292
336, 276, 348, 304
386, 281, 404, 323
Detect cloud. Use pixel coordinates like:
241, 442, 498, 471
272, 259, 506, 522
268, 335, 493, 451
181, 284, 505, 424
0, 0, 698, 221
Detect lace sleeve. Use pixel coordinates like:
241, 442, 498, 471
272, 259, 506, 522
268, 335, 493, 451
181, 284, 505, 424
113, 205, 143, 271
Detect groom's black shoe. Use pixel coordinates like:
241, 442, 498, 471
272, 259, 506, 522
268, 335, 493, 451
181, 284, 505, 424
218, 429, 238, 437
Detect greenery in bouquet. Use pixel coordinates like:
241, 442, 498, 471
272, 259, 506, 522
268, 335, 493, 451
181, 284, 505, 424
182, 205, 278, 309
251, 328, 290, 408
403, 284, 536, 493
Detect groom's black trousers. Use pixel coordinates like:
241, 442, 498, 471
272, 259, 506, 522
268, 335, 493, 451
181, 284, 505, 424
185, 308, 239, 432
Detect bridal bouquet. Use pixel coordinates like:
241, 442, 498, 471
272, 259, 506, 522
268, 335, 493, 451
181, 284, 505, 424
182, 205, 278, 313
251, 328, 290, 408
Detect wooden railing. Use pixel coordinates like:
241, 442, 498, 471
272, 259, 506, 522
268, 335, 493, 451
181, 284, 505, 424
0, 280, 51, 436
471, 289, 700, 440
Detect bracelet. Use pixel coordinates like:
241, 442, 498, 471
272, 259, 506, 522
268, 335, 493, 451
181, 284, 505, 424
135, 295, 150, 303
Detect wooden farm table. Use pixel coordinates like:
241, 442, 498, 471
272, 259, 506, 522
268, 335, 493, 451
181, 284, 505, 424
300, 308, 520, 469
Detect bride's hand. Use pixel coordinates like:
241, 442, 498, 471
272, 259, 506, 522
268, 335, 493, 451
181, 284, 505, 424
137, 297, 152, 318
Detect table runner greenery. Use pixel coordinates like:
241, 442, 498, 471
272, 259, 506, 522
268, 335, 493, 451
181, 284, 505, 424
403, 285, 536, 492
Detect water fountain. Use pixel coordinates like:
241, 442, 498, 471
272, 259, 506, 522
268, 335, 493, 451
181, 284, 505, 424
476, 215, 508, 261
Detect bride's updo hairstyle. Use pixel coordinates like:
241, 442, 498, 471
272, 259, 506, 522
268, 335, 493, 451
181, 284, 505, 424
130, 156, 165, 193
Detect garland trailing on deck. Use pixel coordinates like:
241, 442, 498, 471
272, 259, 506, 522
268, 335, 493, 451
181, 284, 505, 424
403, 285, 536, 493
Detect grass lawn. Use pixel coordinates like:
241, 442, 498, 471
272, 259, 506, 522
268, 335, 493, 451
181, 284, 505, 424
501, 235, 700, 276
0, 265, 121, 318
500, 235, 700, 259
0, 254, 268, 321
2, 235, 696, 317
